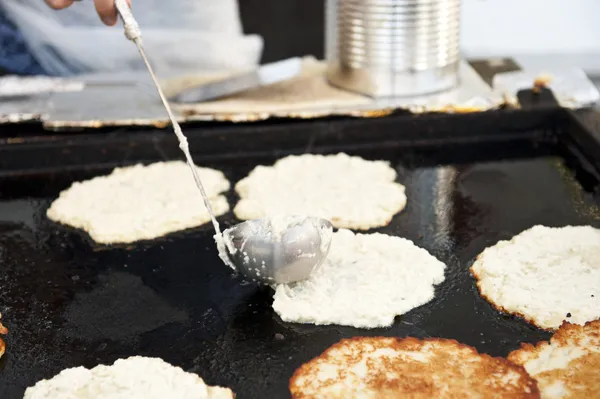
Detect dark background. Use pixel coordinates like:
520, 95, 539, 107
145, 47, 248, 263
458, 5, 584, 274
239, 0, 325, 63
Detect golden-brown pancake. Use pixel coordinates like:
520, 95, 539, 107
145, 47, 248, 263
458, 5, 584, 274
509, 320, 600, 399
290, 336, 540, 398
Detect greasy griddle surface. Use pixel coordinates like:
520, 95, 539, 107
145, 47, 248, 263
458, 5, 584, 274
1, 144, 599, 398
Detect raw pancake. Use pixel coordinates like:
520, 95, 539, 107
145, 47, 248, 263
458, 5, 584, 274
470, 225, 600, 330
0, 313, 6, 359
234, 153, 407, 230
24, 356, 234, 399
290, 337, 540, 399
508, 320, 600, 399
47, 161, 230, 244
272, 229, 446, 328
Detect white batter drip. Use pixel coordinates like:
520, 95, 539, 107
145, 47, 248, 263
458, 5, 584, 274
118, 4, 234, 268
115, 0, 142, 42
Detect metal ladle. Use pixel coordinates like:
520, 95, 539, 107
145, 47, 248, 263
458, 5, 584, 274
111, 1, 333, 285
222, 216, 333, 285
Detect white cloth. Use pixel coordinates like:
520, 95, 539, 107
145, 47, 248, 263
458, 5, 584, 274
0, 0, 263, 76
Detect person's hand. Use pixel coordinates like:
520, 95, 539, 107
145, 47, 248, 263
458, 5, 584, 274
44, 0, 131, 26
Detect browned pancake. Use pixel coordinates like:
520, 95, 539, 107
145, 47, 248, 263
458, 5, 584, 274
0, 312, 7, 359
509, 320, 600, 399
290, 337, 540, 399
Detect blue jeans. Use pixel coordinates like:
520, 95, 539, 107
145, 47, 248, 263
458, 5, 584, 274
0, 10, 46, 75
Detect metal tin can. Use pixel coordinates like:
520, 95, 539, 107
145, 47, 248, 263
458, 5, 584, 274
326, 0, 461, 97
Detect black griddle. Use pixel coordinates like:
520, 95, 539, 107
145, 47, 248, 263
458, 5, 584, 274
1, 90, 600, 398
